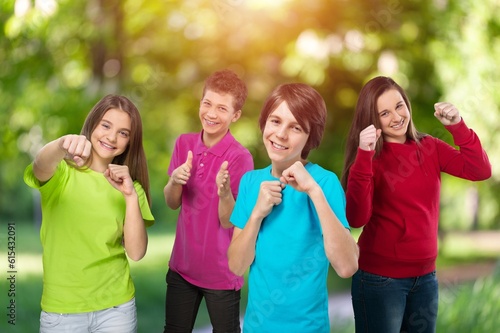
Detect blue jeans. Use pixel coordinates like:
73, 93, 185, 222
351, 269, 438, 333
39, 298, 137, 333
163, 269, 241, 333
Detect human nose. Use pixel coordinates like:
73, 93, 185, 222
206, 106, 217, 118
392, 111, 403, 122
107, 132, 117, 142
276, 125, 287, 139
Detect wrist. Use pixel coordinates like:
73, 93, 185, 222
123, 190, 138, 202
218, 189, 232, 199
169, 177, 182, 187
306, 184, 323, 198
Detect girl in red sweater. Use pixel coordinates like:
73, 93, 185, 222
341, 76, 491, 333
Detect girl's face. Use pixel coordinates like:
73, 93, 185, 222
377, 88, 410, 143
90, 108, 131, 170
263, 101, 309, 174
199, 89, 241, 147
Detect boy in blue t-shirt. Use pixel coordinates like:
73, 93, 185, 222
228, 83, 359, 333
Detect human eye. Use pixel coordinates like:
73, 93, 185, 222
292, 125, 302, 132
379, 111, 388, 117
101, 122, 111, 129
119, 130, 130, 138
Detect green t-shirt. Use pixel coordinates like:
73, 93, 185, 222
24, 161, 154, 313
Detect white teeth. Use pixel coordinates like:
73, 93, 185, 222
272, 142, 287, 150
101, 142, 114, 149
392, 119, 404, 129
206, 120, 217, 125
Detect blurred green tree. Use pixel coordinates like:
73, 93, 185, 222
1, 0, 498, 229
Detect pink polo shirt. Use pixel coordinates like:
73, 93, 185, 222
167, 130, 253, 290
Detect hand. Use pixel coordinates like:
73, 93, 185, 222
280, 161, 317, 194
434, 102, 461, 126
253, 180, 285, 219
59, 135, 92, 166
104, 164, 135, 196
172, 150, 193, 185
359, 125, 381, 151
216, 161, 231, 197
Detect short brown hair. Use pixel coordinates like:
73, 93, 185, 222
258, 83, 327, 159
202, 69, 248, 111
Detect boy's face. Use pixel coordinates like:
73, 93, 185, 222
199, 90, 241, 146
263, 101, 309, 168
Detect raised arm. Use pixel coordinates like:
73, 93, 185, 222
228, 180, 283, 276
434, 103, 492, 180
164, 151, 193, 209
345, 125, 380, 228
308, 185, 359, 278
105, 164, 147, 261
281, 161, 359, 278
216, 161, 235, 229
33, 135, 91, 182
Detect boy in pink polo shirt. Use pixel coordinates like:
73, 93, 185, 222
163, 69, 253, 332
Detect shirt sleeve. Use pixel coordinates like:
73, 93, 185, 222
24, 162, 40, 189
230, 172, 252, 229
167, 136, 183, 176
24, 160, 67, 192
438, 118, 492, 180
227, 150, 254, 200
133, 181, 155, 227
320, 172, 349, 229
345, 148, 376, 228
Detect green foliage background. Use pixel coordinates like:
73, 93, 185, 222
0, 1, 499, 332
1, 0, 499, 229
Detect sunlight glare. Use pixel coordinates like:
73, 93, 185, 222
378, 51, 399, 75
35, 0, 57, 17
247, 0, 292, 10
296, 30, 329, 60
14, 0, 31, 17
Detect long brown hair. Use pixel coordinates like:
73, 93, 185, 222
78, 94, 151, 206
341, 76, 426, 188
258, 83, 327, 159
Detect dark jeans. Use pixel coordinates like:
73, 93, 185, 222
351, 269, 438, 333
163, 269, 241, 333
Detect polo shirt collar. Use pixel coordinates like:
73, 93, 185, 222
194, 130, 235, 157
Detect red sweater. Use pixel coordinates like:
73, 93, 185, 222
346, 119, 491, 278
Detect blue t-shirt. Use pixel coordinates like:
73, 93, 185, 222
230, 163, 349, 333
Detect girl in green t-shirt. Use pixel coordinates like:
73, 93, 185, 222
24, 94, 154, 333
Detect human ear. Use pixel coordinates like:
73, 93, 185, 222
232, 109, 242, 122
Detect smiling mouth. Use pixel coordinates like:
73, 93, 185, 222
391, 119, 405, 129
271, 141, 288, 150
205, 119, 219, 126
100, 141, 116, 150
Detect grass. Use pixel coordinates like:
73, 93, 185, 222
1, 221, 499, 332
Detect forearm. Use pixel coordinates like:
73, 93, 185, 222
218, 194, 235, 229
164, 178, 182, 209
33, 138, 66, 182
446, 120, 492, 180
227, 215, 262, 276
123, 192, 148, 261
309, 186, 359, 278
346, 148, 375, 228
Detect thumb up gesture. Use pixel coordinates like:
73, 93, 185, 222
172, 150, 193, 185
216, 161, 231, 197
